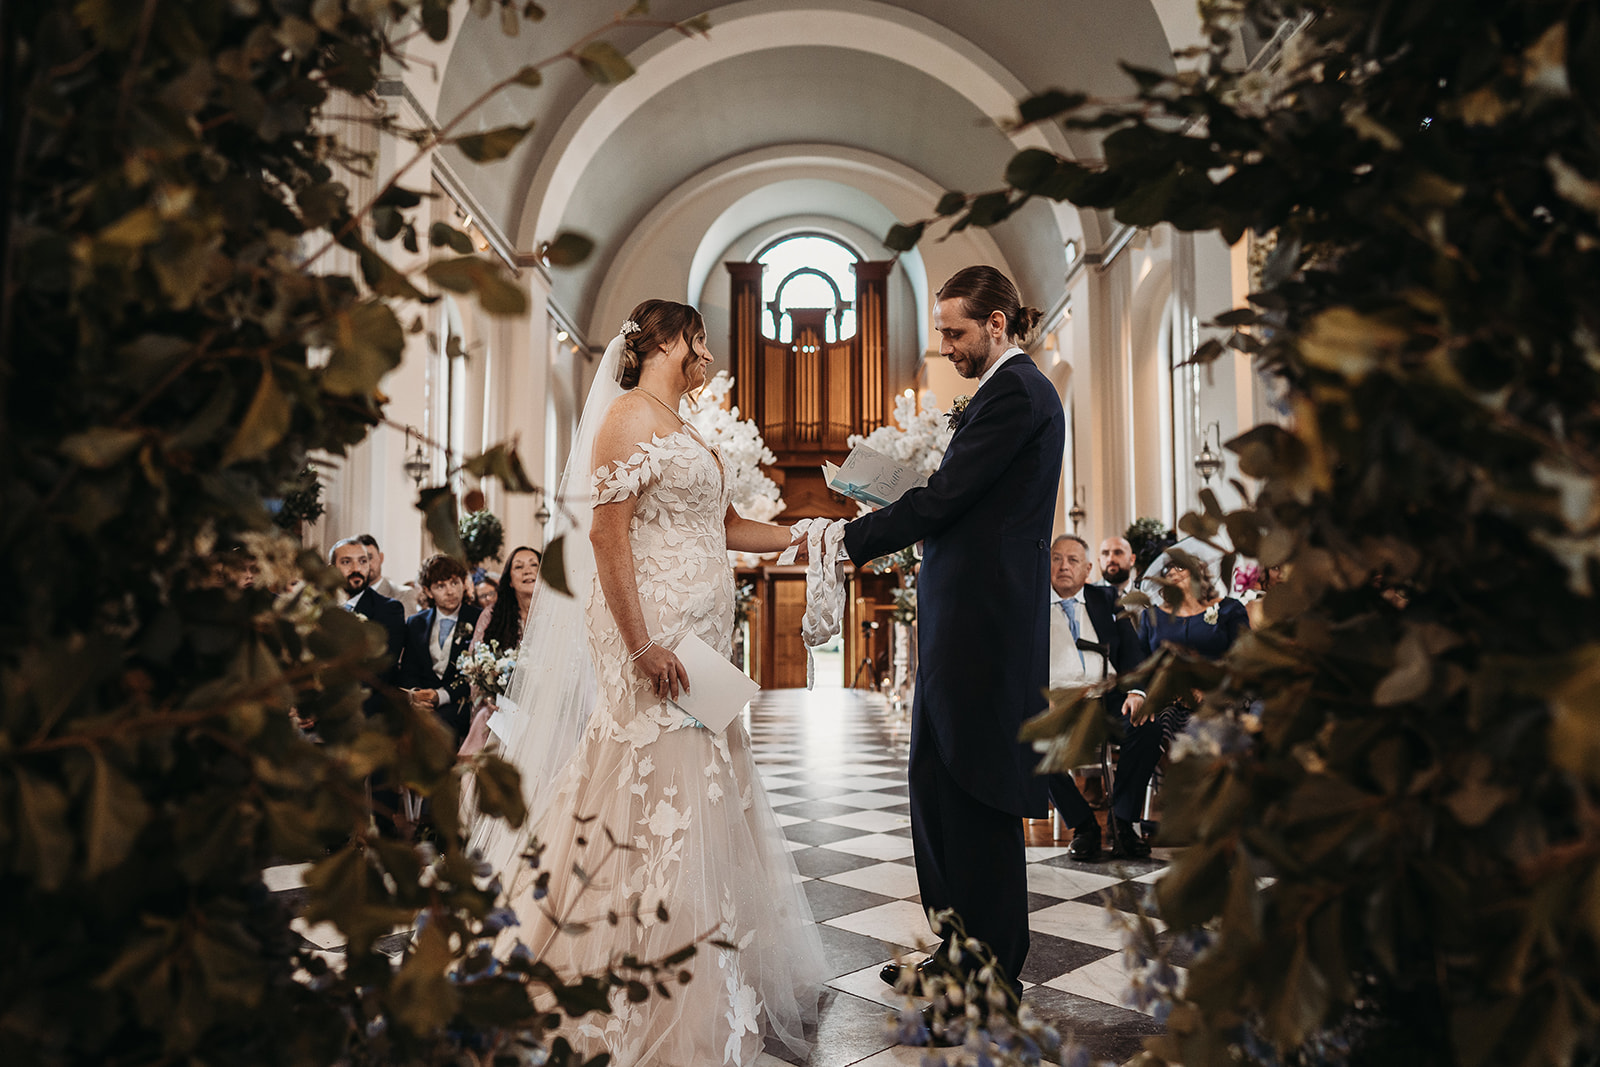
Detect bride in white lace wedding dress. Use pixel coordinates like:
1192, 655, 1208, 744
491, 300, 825, 1067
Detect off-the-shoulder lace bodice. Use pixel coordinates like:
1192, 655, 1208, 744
587, 430, 733, 681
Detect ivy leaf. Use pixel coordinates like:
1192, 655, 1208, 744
222, 368, 292, 465
473, 755, 527, 827
323, 301, 405, 396
884, 222, 924, 252
539, 534, 571, 596
372, 204, 404, 241
1017, 89, 1088, 125
542, 231, 593, 267
419, 485, 465, 560
296, 181, 349, 228
429, 222, 475, 254
359, 246, 430, 303
425, 256, 527, 315
451, 123, 535, 163
463, 443, 536, 493
374, 185, 427, 210
14, 768, 72, 890
1004, 148, 1060, 192
677, 13, 711, 35
510, 65, 542, 87
84, 751, 150, 878
60, 427, 144, 469
576, 41, 634, 85
420, 0, 450, 40
934, 191, 967, 216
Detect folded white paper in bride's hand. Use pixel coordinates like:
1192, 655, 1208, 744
668, 633, 760, 734
487, 696, 522, 747
823, 444, 928, 508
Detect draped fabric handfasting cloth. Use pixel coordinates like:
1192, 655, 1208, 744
474, 332, 824, 1067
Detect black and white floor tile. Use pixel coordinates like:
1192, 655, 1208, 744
264, 687, 1174, 1066
745, 688, 1173, 1067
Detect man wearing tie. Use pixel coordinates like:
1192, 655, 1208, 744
1045, 535, 1149, 860
397, 554, 481, 748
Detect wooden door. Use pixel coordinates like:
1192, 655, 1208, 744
768, 574, 810, 688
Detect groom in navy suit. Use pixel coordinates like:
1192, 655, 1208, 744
844, 266, 1064, 991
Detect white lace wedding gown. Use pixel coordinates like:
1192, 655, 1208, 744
501, 429, 826, 1066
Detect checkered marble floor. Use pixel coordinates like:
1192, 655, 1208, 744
264, 688, 1177, 1066
748, 688, 1174, 1067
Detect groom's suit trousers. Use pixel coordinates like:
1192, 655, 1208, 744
907, 708, 1029, 984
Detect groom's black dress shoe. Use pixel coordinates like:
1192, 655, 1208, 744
917, 1004, 962, 1048
1108, 816, 1151, 859
880, 955, 944, 990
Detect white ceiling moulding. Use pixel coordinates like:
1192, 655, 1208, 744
516, 0, 1084, 255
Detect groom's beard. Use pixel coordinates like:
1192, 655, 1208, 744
1102, 563, 1130, 586
951, 335, 1000, 379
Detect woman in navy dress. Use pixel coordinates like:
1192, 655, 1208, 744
1110, 556, 1249, 856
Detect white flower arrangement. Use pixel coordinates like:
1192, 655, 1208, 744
681, 372, 785, 523
846, 390, 954, 479
456, 640, 517, 697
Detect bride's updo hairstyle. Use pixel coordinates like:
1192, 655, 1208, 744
936, 265, 1043, 342
616, 299, 706, 389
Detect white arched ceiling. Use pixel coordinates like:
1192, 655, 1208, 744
590, 144, 1011, 355
428, 0, 1179, 326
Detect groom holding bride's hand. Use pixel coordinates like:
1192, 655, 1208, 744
842, 266, 1064, 998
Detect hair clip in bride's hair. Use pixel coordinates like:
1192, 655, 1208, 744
619, 320, 641, 336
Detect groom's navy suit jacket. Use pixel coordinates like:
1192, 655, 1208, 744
844, 353, 1065, 818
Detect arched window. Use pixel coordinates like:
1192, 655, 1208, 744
757, 234, 859, 343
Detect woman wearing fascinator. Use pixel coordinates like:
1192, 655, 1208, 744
480, 299, 825, 1066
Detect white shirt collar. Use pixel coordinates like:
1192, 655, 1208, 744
977, 346, 1025, 392
1050, 588, 1086, 606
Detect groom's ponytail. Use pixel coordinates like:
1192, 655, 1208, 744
617, 299, 707, 389
937, 266, 1042, 342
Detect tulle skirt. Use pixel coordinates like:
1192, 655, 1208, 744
502, 706, 826, 1066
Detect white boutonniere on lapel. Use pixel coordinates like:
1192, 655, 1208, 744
945, 394, 971, 431
1203, 604, 1220, 625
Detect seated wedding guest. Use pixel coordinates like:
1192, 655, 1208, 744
474, 575, 499, 614
1042, 535, 1149, 861
1097, 535, 1136, 599
1114, 552, 1250, 857
358, 533, 420, 616
460, 545, 541, 755
332, 536, 408, 835
397, 554, 482, 748
331, 537, 405, 674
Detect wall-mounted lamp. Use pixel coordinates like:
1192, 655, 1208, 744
534, 500, 552, 528
1193, 421, 1223, 486
555, 329, 569, 342
1064, 238, 1080, 267
402, 426, 432, 488
1068, 485, 1086, 531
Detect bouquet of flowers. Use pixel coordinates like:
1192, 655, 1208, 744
456, 640, 517, 698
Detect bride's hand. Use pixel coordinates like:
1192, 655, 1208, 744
634, 643, 690, 702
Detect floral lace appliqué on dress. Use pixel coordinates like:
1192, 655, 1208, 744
504, 430, 824, 1067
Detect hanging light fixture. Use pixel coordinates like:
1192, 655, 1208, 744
1068, 485, 1086, 531
1194, 421, 1223, 486
403, 426, 432, 488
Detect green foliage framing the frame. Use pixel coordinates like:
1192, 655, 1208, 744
0, 1, 714, 1064
905, 2, 1600, 1064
